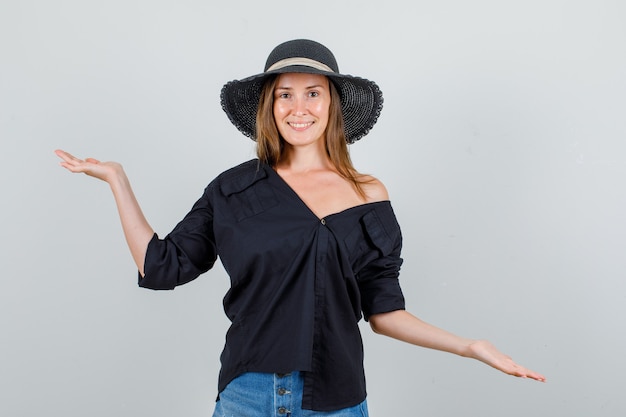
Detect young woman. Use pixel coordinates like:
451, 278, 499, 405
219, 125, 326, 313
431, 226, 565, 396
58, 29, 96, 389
56, 39, 544, 417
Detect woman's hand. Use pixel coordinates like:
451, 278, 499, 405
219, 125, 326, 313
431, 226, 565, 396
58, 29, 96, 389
55, 149, 123, 183
464, 339, 546, 382
54, 149, 154, 275
369, 310, 546, 382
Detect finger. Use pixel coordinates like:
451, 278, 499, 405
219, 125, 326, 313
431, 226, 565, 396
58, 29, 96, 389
511, 365, 546, 382
54, 149, 73, 160
55, 149, 82, 164
55, 151, 91, 173
59, 161, 87, 173
85, 157, 100, 164
525, 370, 546, 382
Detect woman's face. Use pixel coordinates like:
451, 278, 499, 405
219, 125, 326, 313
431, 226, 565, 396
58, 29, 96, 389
273, 72, 331, 149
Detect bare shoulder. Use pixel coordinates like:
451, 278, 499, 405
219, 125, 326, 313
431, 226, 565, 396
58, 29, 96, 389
358, 174, 390, 203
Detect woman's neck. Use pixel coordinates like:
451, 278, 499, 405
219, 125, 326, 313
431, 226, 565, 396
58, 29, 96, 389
276, 143, 333, 173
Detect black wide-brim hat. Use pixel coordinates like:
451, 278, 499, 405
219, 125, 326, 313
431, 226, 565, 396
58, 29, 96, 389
220, 39, 383, 144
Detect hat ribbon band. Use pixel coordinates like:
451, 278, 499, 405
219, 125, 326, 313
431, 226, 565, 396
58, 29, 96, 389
267, 57, 334, 73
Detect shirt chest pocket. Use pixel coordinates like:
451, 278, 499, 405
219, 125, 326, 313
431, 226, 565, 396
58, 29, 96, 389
220, 169, 279, 222
344, 209, 399, 271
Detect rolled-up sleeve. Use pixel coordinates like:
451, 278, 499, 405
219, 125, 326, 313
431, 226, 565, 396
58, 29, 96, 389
357, 246, 405, 321
356, 207, 405, 321
139, 185, 218, 290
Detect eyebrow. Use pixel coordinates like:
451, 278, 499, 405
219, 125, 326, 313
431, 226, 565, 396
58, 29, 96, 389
275, 84, 326, 90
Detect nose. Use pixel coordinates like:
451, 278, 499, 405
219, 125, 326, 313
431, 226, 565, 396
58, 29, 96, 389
293, 96, 307, 116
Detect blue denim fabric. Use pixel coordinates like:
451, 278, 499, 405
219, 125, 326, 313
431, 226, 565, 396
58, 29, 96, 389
212, 372, 369, 417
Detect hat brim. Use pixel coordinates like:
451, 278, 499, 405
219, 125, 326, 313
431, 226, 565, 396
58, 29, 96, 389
220, 65, 383, 144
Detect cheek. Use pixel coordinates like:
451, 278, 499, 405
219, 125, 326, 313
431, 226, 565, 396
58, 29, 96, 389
272, 105, 287, 135
273, 102, 287, 120
315, 102, 331, 124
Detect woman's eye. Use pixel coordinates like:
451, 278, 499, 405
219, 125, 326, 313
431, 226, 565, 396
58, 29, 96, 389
309, 91, 319, 97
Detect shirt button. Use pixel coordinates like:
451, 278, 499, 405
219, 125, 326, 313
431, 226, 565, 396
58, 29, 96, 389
278, 406, 290, 414
277, 387, 288, 395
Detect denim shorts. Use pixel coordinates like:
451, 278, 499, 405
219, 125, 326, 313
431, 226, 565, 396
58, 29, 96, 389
212, 371, 369, 417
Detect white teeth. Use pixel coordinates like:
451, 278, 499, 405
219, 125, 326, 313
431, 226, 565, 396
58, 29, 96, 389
289, 122, 312, 128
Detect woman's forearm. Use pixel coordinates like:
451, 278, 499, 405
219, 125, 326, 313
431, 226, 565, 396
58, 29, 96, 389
369, 309, 546, 381
55, 150, 154, 276
369, 310, 473, 356
108, 170, 154, 276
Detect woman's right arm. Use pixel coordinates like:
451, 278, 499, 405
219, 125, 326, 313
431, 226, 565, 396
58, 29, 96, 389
55, 149, 154, 276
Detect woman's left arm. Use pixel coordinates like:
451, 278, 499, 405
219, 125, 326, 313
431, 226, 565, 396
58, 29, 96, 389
369, 309, 546, 382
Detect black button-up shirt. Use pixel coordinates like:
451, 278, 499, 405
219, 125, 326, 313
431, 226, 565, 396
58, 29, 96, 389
139, 159, 405, 411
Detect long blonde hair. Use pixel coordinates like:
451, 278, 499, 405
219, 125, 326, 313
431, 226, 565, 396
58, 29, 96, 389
255, 75, 369, 198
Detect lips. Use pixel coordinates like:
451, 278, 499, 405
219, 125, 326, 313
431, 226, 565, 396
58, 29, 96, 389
288, 121, 313, 130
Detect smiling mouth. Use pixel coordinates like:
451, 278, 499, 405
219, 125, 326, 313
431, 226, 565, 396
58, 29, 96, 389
288, 122, 313, 130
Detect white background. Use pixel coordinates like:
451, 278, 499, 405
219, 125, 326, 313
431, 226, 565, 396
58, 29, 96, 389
1, 0, 625, 416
